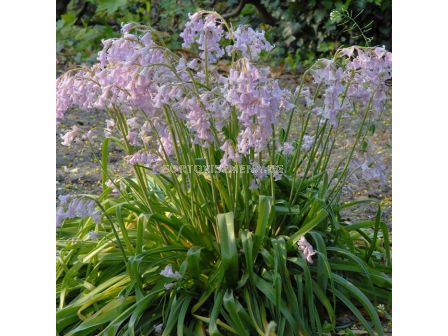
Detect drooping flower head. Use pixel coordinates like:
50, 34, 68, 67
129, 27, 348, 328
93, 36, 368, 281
180, 12, 225, 64
60, 125, 81, 146
297, 236, 316, 264
224, 59, 292, 154
310, 59, 345, 125
301, 135, 314, 152
306, 47, 392, 124
218, 140, 240, 171
226, 25, 273, 61
341, 46, 392, 115
56, 195, 101, 227
160, 264, 182, 280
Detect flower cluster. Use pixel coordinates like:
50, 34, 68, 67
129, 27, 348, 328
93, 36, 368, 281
180, 12, 225, 63
160, 264, 182, 280
301, 135, 314, 152
56, 27, 175, 121
310, 59, 346, 125
307, 46, 392, 125
182, 97, 214, 145
56, 68, 102, 120
224, 59, 292, 155
160, 264, 182, 291
226, 25, 273, 61
297, 236, 317, 264
218, 140, 240, 171
56, 195, 100, 227
60, 125, 81, 146
343, 46, 392, 115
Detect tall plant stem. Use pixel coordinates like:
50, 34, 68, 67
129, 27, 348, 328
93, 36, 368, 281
328, 95, 374, 202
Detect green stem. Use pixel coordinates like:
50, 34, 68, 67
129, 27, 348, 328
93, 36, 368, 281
328, 94, 374, 202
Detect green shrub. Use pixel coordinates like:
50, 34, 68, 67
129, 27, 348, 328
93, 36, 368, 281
56, 0, 391, 70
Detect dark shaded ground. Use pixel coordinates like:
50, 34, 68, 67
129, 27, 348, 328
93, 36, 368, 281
57, 108, 127, 196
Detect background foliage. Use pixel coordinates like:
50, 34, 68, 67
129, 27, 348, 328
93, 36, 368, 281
56, 0, 391, 70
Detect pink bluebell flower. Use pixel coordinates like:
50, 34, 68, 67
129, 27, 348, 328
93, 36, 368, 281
297, 236, 317, 264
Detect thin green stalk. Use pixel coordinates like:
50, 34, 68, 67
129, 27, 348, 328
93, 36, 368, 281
283, 69, 311, 143
289, 120, 328, 205
328, 94, 374, 201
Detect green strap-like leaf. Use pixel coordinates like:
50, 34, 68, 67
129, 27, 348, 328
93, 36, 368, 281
217, 212, 239, 286
332, 273, 384, 336
254, 195, 273, 256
